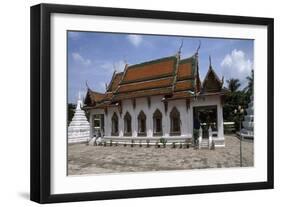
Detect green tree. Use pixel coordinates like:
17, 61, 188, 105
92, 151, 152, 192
223, 78, 249, 131
244, 70, 254, 95
67, 103, 76, 125
226, 78, 241, 92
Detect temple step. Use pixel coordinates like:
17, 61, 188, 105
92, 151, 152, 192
200, 139, 209, 149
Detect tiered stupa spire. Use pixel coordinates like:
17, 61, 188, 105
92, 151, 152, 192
68, 92, 90, 143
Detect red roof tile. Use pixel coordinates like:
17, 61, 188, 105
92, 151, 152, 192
107, 72, 123, 92
121, 57, 176, 83
84, 90, 106, 106
84, 53, 224, 109
174, 80, 193, 92
117, 77, 173, 93
113, 87, 173, 100
177, 61, 193, 80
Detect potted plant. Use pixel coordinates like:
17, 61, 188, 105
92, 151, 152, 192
159, 138, 167, 148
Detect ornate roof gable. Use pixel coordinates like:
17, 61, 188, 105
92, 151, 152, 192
202, 64, 223, 93
84, 89, 106, 106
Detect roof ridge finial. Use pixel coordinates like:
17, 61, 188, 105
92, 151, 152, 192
113, 63, 117, 73
209, 55, 212, 68
196, 40, 201, 55
178, 38, 184, 56
86, 80, 91, 90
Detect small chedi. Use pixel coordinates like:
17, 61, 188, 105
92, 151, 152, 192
68, 93, 90, 143
241, 95, 254, 139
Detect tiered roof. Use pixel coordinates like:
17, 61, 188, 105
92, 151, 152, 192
84, 53, 225, 108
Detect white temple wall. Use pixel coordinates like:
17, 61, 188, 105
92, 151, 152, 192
165, 99, 191, 138
88, 95, 224, 144
122, 99, 135, 137
107, 107, 123, 137
121, 96, 165, 138
120, 96, 192, 138
150, 96, 166, 137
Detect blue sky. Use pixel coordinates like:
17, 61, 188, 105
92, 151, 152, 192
68, 31, 253, 104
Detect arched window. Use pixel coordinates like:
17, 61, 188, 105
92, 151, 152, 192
138, 110, 147, 136
111, 112, 119, 136
124, 112, 132, 136
153, 109, 163, 136
170, 107, 181, 135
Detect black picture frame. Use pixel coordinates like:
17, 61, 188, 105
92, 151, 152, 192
30, 3, 274, 204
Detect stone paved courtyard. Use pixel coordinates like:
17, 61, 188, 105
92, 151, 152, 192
67, 135, 253, 175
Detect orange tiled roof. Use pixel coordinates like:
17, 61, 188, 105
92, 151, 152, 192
166, 91, 193, 100
117, 77, 173, 93
84, 53, 225, 108
174, 80, 193, 92
107, 72, 123, 92
177, 61, 193, 80
113, 87, 173, 101
84, 89, 106, 106
121, 56, 177, 83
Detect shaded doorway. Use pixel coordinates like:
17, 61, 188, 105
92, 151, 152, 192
92, 114, 105, 137
193, 106, 217, 138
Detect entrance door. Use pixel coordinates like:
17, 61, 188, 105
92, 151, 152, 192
92, 114, 104, 137
193, 106, 217, 138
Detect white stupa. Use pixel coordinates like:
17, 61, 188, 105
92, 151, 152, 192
241, 95, 254, 139
68, 92, 90, 143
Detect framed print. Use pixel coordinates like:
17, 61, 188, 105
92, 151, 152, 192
30, 3, 274, 203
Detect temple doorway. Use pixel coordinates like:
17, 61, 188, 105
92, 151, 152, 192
193, 106, 217, 138
92, 114, 104, 137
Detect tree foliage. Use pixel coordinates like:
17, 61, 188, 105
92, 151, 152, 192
223, 76, 252, 131
244, 69, 254, 95
226, 78, 241, 92
67, 103, 76, 125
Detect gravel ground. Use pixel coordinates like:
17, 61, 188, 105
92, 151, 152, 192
67, 135, 253, 175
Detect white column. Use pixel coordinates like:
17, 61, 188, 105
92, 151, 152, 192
208, 126, 213, 149
217, 104, 224, 139
104, 112, 108, 137
147, 107, 153, 137
199, 127, 202, 149
163, 111, 169, 137
104, 111, 109, 137
132, 107, 137, 138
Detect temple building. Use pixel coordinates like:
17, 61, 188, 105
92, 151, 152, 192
84, 52, 227, 148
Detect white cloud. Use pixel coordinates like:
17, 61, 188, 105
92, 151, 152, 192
127, 35, 143, 47
72, 52, 91, 66
100, 60, 126, 73
220, 49, 253, 84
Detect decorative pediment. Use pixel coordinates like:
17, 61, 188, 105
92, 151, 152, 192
202, 67, 222, 93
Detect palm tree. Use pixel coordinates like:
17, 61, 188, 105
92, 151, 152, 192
244, 70, 254, 94
226, 78, 241, 92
